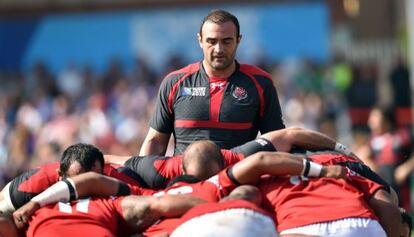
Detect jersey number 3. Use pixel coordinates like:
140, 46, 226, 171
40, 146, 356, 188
58, 198, 90, 214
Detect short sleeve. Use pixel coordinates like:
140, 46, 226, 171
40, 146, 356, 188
149, 76, 175, 134
259, 78, 285, 132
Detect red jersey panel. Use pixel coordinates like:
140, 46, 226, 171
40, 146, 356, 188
26, 197, 127, 237
153, 168, 237, 202
260, 153, 384, 232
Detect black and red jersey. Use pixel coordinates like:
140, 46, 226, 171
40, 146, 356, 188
124, 149, 244, 190
150, 61, 284, 154
8, 163, 145, 210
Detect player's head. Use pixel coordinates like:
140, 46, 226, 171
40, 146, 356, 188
58, 143, 104, 179
199, 9, 240, 39
368, 106, 396, 133
220, 185, 263, 206
182, 140, 224, 180
198, 9, 241, 71
400, 207, 412, 237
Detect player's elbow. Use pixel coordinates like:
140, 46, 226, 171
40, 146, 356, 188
284, 127, 304, 139
140, 129, 170, 156
275, 127, 303, 151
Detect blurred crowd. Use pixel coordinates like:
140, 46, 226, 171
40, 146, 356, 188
0, 54, 412, 209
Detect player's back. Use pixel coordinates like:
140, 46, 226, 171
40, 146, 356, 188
259, 151, 384, 232
26, 197, 125, 237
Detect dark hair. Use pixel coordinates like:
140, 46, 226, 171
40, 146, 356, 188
199, 9, 240, 37
373, 106, 396, 130
59, 143, 104, 178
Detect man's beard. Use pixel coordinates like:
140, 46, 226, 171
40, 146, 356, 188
210, 55, 233, 70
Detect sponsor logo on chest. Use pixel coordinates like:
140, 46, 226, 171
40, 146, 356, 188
182, 87, 206, 96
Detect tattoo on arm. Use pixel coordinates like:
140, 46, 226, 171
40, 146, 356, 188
121, 196, 161, 232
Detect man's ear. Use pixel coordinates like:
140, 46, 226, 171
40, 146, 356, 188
180, 164, 186, 174
237, 34, 242, 44
56, 169, 64, 181
197, 33, 203, 48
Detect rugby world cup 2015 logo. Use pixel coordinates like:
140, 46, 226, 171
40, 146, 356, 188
182, 87, 206, 96
232, 86, 247, 100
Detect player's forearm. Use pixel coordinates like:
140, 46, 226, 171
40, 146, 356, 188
72, 172, 125, 197
233, 152, 344, 184
286, 127, 336, 150
139, 141, 167, 156
30, 172, 128, 207
139, 128, 170, 156
233, 152, 320, 184
119, 194, 204, 233
151, 195, 206, 218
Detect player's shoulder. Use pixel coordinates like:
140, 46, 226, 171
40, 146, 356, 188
164, 62, 201, 80
29, 162, 60, 180
238, 63, 272, 81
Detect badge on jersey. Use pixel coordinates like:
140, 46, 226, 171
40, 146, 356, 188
182, 87, 206, 96
232, 86, 247, 100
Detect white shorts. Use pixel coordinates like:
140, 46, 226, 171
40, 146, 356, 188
171, 208, 279, 237
0, 182, 15, 216
280, 217, 386, 237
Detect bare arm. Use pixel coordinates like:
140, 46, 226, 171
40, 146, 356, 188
69, 172, 126, 197
368, 189, 401, 237
139, 128, 171, 156
120, 194, 206, 232
260, 127, 336, 152
13, 172, 130, 228
395, 153, 414, 185
260, 127, 361, 162
231, 151, 345, 185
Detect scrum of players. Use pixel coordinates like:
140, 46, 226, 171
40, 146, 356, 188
0, 127, 408, 237
0, 9, 411, 237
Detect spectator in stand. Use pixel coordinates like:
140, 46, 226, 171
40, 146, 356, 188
389, 57, 412, 128
363, 106, 414, 211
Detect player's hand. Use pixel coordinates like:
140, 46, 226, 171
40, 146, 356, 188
13, 201, 40, 229
320, 165, 346, 179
